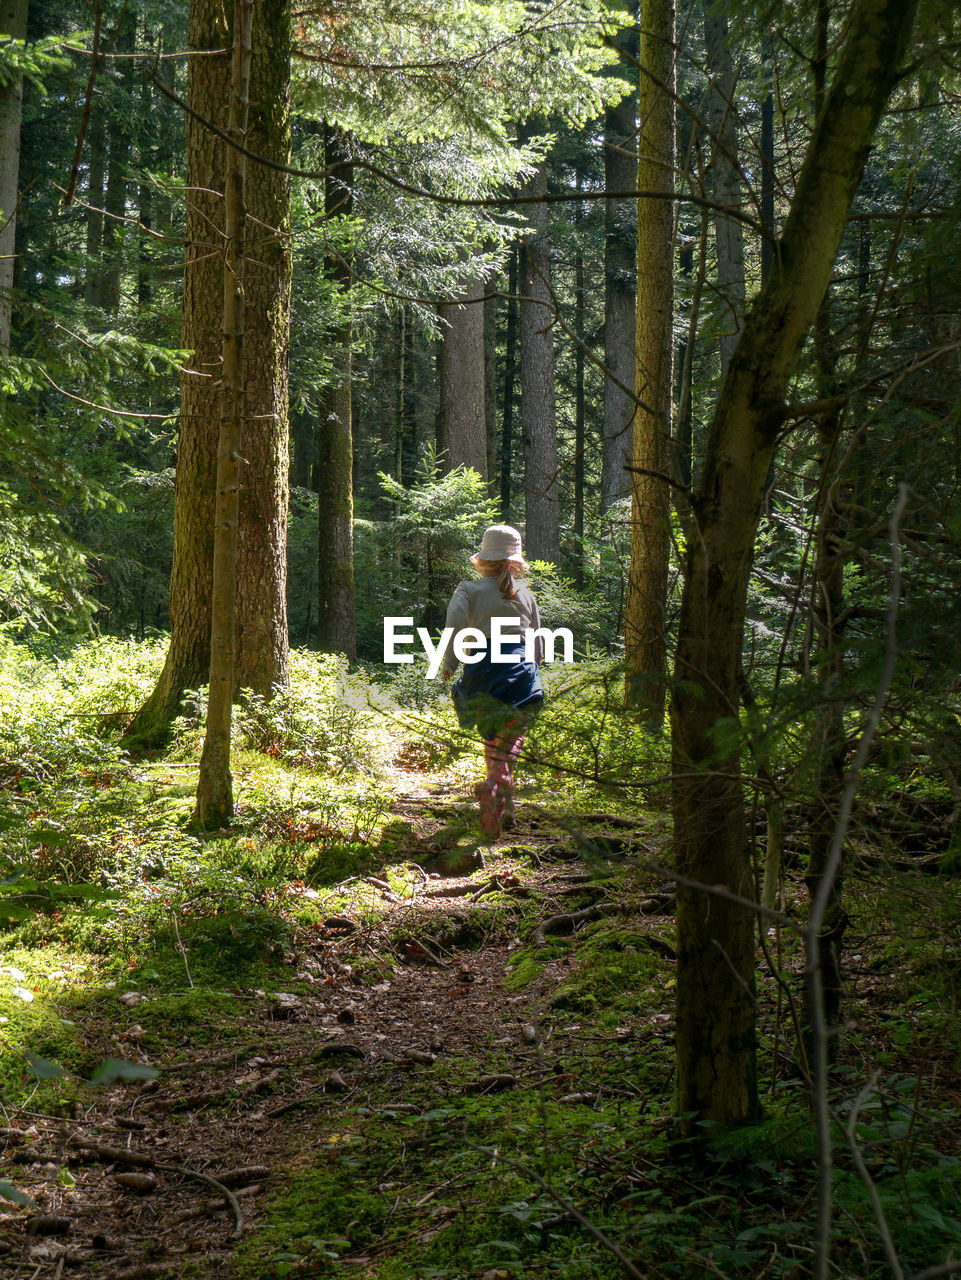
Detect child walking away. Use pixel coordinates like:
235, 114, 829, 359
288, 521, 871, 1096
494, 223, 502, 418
442, 525, 544, 841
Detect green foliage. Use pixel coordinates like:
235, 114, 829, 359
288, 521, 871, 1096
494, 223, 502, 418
0, 33, 71, 91
354, 452, 498, 654
237, 650, 395, 775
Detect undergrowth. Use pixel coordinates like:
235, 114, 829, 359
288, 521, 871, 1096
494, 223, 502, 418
0, 636, 960, 1279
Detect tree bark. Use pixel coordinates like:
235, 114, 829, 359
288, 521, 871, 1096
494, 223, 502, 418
484, 287, 497, 488
519, 147, 559, 564
93, 13, 135, 314
194, 0, 252, 830
703, 0, 745, 376
573, 188, 586, 587
0, 0, 27, 351
316, 123, 356, 659
624, 0, 674, 724
125, 0, 291, 747
760, 43, 775, 284
671, 0, 917, 1130
500, 244, 519, 520
437, 278, 487, 477
602, 38, 637, 509
802, 0, 848, 1066
83, 110, 105, 309
399, 307, 418, 485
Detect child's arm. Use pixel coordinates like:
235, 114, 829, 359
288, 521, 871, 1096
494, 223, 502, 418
530, 596, 545, 665
441, 583, 471, 678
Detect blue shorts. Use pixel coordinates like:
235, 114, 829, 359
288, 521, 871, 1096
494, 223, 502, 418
451, 641, 543, 738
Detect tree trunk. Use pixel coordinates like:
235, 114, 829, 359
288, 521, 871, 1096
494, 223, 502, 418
194, 0, 252, 830
703, 0, 745, 376
624, 0, 674, 725
760, 43, 775, 284
484, 287, 497, 488
671, 0, 917, 1130
519, 147, 559, 564
0, 0, 27, 351
500, 243, 519, 519
136, 54, 153, 309
399, 307, 418, 485
316, 123, 356, 659
93, 15, 134, 314
573, 194, 586, 588
387, 308, 403, 478
437, 279, 487, 477
675, 238, 694, 490
234, 0, 292, 690
602, 50, 636, 509
83, 110, 105, 309
802, 0, 848, 1066
125, 0, 292, 747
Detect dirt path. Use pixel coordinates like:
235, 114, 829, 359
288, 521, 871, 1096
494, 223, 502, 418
1, 774, 642, 1278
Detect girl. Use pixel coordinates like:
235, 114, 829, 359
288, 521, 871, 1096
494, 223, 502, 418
441, 525, 544, 840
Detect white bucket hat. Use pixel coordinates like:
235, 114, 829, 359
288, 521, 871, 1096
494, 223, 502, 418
470, 524, 524, 564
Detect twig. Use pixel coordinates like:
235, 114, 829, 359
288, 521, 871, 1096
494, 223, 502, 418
468, 876, 503, 902
35, 366, 174, 420
907, 1264, 961, 1280
171, 911, 193, 989
165, 1182, 262, 1226
533, 903, 620, 946
63, 0, 105, 207
490, 1150, 646, 1280
845, 1075, 905, 1280
67, 1136, 244, 1236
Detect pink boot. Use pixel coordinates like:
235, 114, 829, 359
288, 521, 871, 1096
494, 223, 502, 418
474, 779, 504, 840
480, 731, 524, 838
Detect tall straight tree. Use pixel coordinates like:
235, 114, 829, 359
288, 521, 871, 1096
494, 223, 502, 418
802, 0, 852, 1062
601, 7, 637, 509
671, 0, 918, 1129
316, 123, 356, 659
82, 110, 105, 308
500, 244, 519, 519
437, 280, 487, 477
484, 288, 497, 485
519, 142, 560, 564
194, 0, 251, 829
0, 0, 27, 351
126, 0, 292, 745
623, 0, 674, 724
90, 12, 135, 314
703, 0, 745, 375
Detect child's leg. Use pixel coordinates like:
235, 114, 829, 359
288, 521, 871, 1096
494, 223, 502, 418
483, 721, 524, 827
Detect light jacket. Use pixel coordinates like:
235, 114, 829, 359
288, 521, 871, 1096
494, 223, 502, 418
441, 576, 544, 678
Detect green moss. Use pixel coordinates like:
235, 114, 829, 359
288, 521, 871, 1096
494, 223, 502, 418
235, 1092, 655, 1280
504, 938, 573, 991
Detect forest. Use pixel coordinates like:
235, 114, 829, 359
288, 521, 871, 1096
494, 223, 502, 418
0, 0, 960, 1275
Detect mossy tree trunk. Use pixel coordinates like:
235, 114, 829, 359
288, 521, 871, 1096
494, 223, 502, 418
672, 0, 918, 1130
624, 0, 674, 725
125, 0, 292, 747
193, 0, 252, 830
316, 123, 356, 659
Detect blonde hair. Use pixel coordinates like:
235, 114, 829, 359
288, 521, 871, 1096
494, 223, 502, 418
474, 556, 529, 600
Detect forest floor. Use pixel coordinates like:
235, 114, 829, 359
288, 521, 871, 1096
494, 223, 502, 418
1, 752, 684, 1280
3, 642, 961, 1279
